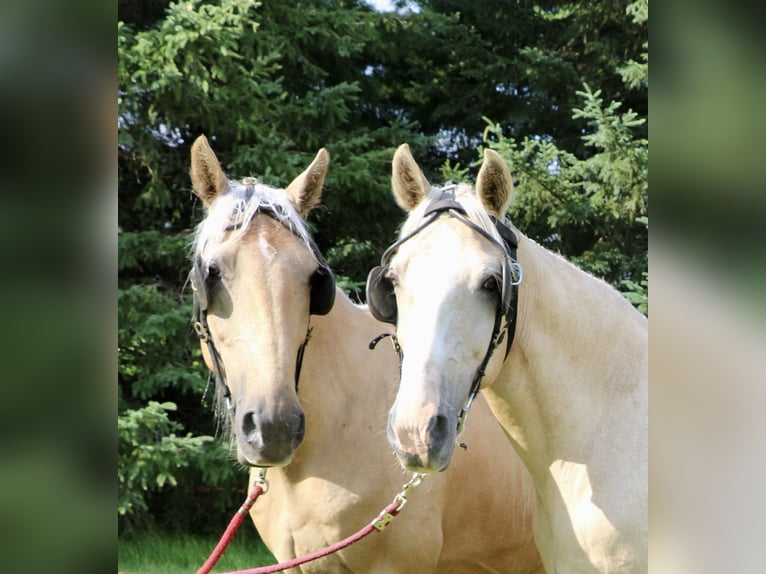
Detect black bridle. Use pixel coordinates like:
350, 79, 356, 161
191, 191, 335, 413
367, 188, 522, 437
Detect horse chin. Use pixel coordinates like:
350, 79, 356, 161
236, 447, 296, 468
388, 423, 457, 473
393, 445, 454, 474
235, 429, 303, 467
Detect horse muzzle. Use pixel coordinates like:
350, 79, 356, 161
387, 409, 456, 473
235, 404, 305, 467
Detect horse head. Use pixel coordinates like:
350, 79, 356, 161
190, 135, 334, 467
368, 143, 519, 473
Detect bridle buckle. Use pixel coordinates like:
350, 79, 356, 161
193, 321, 210, 342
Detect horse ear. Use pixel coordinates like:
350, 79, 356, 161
476, 148, 514, 217
190, 135, 229, 208
392, 143, 430, 212
286, 148, 330, 218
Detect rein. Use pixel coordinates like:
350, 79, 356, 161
197, 471, 426, 574
196, 470, 270, 574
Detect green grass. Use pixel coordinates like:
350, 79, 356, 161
118, 527, 278, 574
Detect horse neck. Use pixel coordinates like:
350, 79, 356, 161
490, 233, 648, 475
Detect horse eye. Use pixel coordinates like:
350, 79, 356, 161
482, 277, 499, 292
207, 261, 221, 279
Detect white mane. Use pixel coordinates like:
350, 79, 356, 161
192, 178, 316, 264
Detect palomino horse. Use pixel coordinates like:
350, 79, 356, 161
367, 144, 648, 573
188, 136, 543, 573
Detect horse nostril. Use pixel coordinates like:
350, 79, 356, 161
426, 414, 450, 446
241, 410, 261, 446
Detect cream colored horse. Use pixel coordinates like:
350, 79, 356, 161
375, 144, 648, 573
189, 136, 543, 573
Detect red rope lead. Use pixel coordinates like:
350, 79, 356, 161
217, 501, 402, 574
196, 484, 266, 574
197, 472, 423, 574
